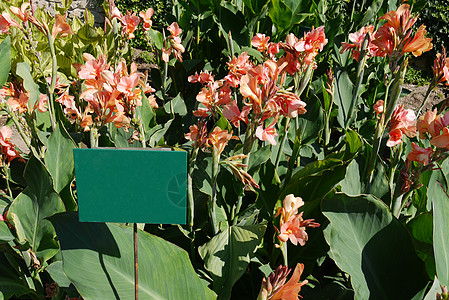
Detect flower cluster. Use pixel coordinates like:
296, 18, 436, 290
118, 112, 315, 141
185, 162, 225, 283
341, 4, 432, 64
0, 82, 47, 114
257, 263, 308, 300
109, 2, 154, 39
276, 194, 319, 246
71, 54, 155, 132
162, 22, 185, 62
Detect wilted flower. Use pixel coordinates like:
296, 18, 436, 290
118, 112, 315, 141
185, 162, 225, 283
206, 127, 237, 156
52, 14, 73, 38
432, 47, 449, 85
257, 263, 308, 300
0, 126, 21, 165
9, 3, 30, 23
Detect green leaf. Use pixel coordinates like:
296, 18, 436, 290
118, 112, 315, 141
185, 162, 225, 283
147, 28, 164, 50
45, 123, 76, 194
298, 95, 324, 145
432, 181, 449, 286
322, 193, 428, 300
334, 69, 354, 128
0, 36, 11, 87
149, 119, 173, 147
51, 212, 216, 300
46, 261, 72, 288
359, 0, 383, 26
408, 212, 433, 244
15, 62, 39, 110
163, 94, 187, 116
9, 156, 65, 261
269, 0, 292, 32
423, 277, 443, 300
77, 24, 101, 44
0, 221, 13, 243
339, 159, 362, 195
248, 145, 271, 175
198, 224, 266, 300
136, 94, 156, 138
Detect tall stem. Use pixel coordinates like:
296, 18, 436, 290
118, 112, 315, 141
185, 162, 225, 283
90, 127, 99, 148
281, 242, 288, 266
187, 147, 198, 229
46, 33, 58, 131
5, 109, 32, 150
274, 117, 290, 170
210, 148, 219, 234
417, 83, 435, 116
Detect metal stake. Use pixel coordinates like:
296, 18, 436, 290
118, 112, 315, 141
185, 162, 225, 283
134, 223, 138, 300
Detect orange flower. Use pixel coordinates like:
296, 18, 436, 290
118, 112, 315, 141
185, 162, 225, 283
417, 109, 449, 138
188, 70, 214, 84
402, 25, 432, 57
225, 52, 252, 87
273, 91, 306, 118
431, 127, 449, 149
7, 92, 29, 114
257, 263, 308, 300
52, 14, 73, 38
432, 47, 449, 85
251, 33, 271, 52
206, 127, 236, 155
379, 4, 417, 36
139, 8, 154, 31
222, 100, 251, 127
373, 100, 384, 116
407, 142, 433, 165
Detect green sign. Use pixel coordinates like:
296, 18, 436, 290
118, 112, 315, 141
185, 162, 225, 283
73, 148, 187, 224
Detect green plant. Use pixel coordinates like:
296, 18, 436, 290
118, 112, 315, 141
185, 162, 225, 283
405, 67, 431, 86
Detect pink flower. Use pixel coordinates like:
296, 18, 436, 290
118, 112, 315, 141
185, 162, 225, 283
0, 126, 21, 164
7, 92, 29, 114
188, 71, 214, 84
222, 101, 251, 127
117, 73, 140, 97
273, 91, 306, 118
9, 3, 30, 23
256, 118, 278, 145
431, 127, 449, 149
121, 12, 140, 39
0, 13, 20, 34
373, 100, 384, 115
407, 142, 433, 165
386, 105, 417, 147
206, 127, 236, 155
251, 33, 270, 52
139, 8, 154, 31
52, 14, 73, 38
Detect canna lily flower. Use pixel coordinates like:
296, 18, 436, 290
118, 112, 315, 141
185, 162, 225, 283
273, 91, 307, 118
36, 94, 48, 113
407, 142, 433, 166
9, 3, 30, 23
7, 92, 29, 114
0, 126, 21, 164
52, 14, 73, 38
117, 73, 140, 97
256, 118, 278, 145
251, 33, 271, 53
0, 13, 21, 34
206, 127, 237, 156
431, 127, 449, 149
386, 105, 417, 147
222, 100, 251, 127
139, 8, 154, 31
402, 25, 432, 57
432, 47, 449, 85
225, 52, 252, 87
257, 263, 308, 300
121, 12, 140, 39
373, 100, 384, 116
188, 71, 215, 84
185, 122, 208, 148
417, 109, 449, 138
379, 4, 417, 36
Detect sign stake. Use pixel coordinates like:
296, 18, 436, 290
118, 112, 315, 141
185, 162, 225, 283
134, 223, 138, 300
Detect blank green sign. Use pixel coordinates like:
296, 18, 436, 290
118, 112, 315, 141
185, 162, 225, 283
73, 148, 187, 224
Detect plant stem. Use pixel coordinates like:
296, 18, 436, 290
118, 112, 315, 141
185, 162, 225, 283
417, 83, 435, 116
3, 167, 12, 197
90, 127, 99, 148
281, 242, 288, 266
46, 32, 58, 131
187, 147, 198, 229
6, 109, 32, 150
274, 117, 290, 170
210, 148, 219, 235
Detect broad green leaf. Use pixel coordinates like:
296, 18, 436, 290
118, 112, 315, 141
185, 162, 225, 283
281, 157, 346, 201
0, 278, 33, 300
298, 95, 324, 145
9, 156, 65, 261
51, 212, 216, 300
149, 119, 173, 147
248, 145, 271, 175
46, 261, 72, 288
0, 221, 13, 243
45, 123, 76, 194
77, 24, 101, 44
432, 182, 449, 286
136, 94, 156, 138
339, 159, 361, 195
147, 28, 164, 50
198, 224, 266, 300
269, 0, 292, 32
164, 94, 187, 116
423, 277, 443, 300
322, 193, 428, 300
16, 62, 39, 110
359, 0, 383, 26
0, 36, 11, 87
408, 212, 433, 244
334, 69, 354, 128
